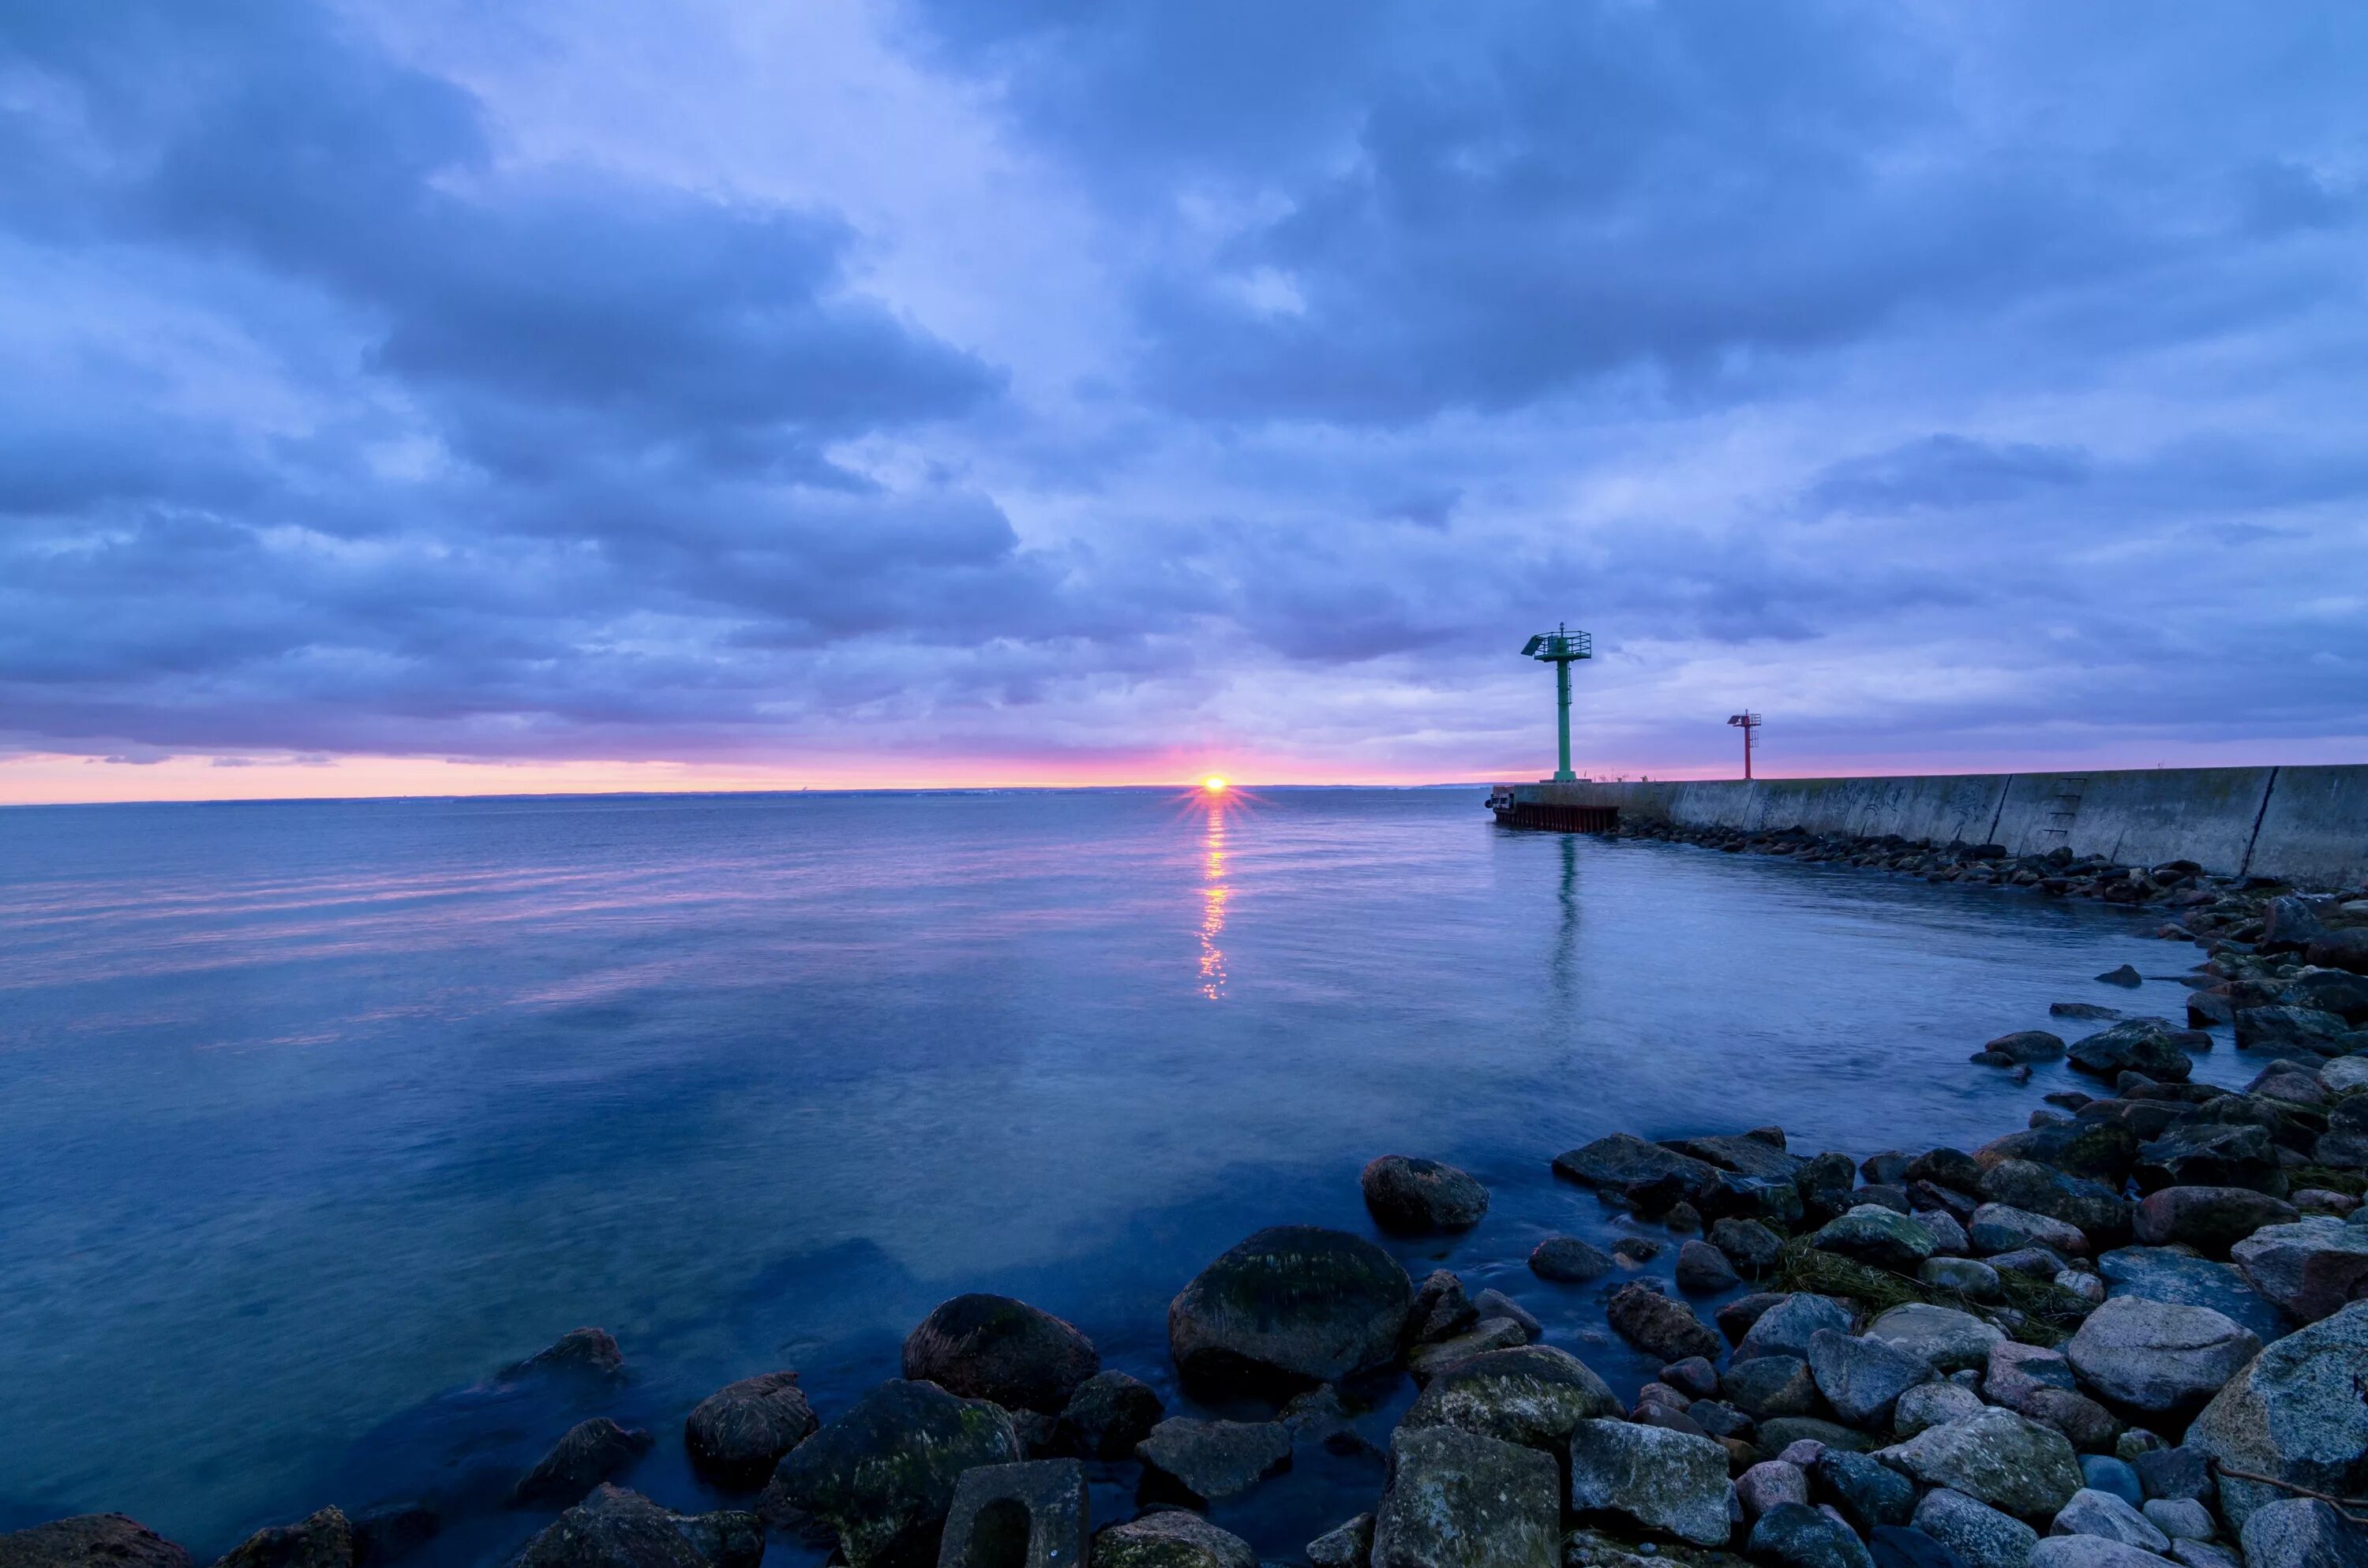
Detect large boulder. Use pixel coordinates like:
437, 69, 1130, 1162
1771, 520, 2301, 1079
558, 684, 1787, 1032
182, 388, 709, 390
1092, 1511, 1256, 1568
1605, 1282, 1722, 1363
1712, 1217, 1789, 1278
1815, 1207, 1941, 1270
2229, 1218, 2368, 1323
760, 1379, 1018, 1567
2236, 1499, 2368, 1568
210, 1511, 352, 1568
1972, 1205, 2090, 1259
1566, 1418, 1735, 1546
1665, 1132, 1808, 1183
1980, 1124, 2141, 1188
1884, 1408, 2087, 1521
1167, 1226, 1411, 1389
1371, 1427, 1559, 1568
1399, 1345, 1621, 1473
2063, 1297, 2260, 1417
2186, 1300, 2368, 1531
1531, 1234, 1615, 1281
902, 1294, 1100, 1413
1053, 1369, 1163, 1460
684, 1373, 817, 1489
1862, 1304, 2007, 1373
503, 1329, 627, 1383
1362, 1154, 1490, 1233
1979, 1163, 2132, 1248
1737, 1294, 1857, 1363
1913, 1489, 2039, 1568
513, 1488, 754, 1568
2069, 1024, 2193, 1083
2133, 1125, 2284, 1197
1750, 1503, 1878, 1568
2233, 1008, 2351, 1059
513, 1420, 654, 1508
1982, 1032, 2067, 1065
1553, 1134, 1728, 1206
2131, 1189, 2297, 1259
1134, 1418, 1290, 1503
0, 1518, 189, 1568
1808, 1329, 1935, 1429
2304, 928, 2368, 975
2095, 1248, 2291, 1345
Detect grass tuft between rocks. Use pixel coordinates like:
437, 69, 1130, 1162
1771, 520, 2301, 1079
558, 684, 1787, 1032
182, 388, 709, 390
1770, 1240, 2092, 1347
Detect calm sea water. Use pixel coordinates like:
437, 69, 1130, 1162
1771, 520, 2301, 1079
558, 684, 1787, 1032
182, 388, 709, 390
0, 788, 2235, 1562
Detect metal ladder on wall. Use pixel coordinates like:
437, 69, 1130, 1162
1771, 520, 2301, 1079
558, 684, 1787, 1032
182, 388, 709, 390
2035, 776, 2088, 851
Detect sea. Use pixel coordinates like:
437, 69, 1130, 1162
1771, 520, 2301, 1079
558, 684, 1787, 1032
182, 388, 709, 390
0, 788, 2238, 1563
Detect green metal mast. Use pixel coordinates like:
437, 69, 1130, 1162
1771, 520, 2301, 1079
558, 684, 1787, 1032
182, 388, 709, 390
1520, 623, 1594, 782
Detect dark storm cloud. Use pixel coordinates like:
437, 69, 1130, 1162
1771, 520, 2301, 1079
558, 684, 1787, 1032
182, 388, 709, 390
1, 0, 2363, 774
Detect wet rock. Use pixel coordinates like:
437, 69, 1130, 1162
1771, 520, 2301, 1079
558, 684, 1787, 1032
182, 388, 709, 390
1680, 1239, 1745, 1293
1978, 1163, 2132, 1248
2291, 971, 2368, 1025
2235, 1499, 2368, 1568
2229, 1217, 2368, 1322
1924, 1258, 2003, 1299
2068, 1024, 2193, 1084
1912, 1491, 2036, 1568
1861, 1304, 2006, 1374
1407, 1316, 1532, 1380
1722, 1292, 1793, 1344
2306, 928, 2368, 975
903, 1294, 1100, 1414
2186, 1300, 2368, 1531
2134, 1125, 2284, 1197
1531, 1234, 1614, 1282
1400, 1343, 1620, 1474
1607, 1281, 1723, 1363
1407, 1269, 1480, 1345
1362, 1154, 1489, 1233
1092, 1510, 1255, 1568
1306, 1513, 1373, 1568
1668, 1133, 1811, 1184
935, 1461, 1085, 1568
1476, 1286, 1542, 1340
1800, 1153, 1864, 1226
2130, 1188, 2297, 1259
1715, 1218, 1791, 1279
2048, 1491, 2167, 1553
513, 1420, 655, 1509
1722, 1354, 1822, 1420
760, 1379, 1018, 1567
1051, 1368, 1163, 1460
0, 1517, 190, 1568
2099, 966, 2145, 989
1751, 1503, 1877, 1568
1556, 1135, 1729, 1206
1985, 1342, 2077, 1413
2063, 1297, 2260, 1416
1738, 1294, 1857, 1363
2080, 1458, 2145, 1505
1372, 1426, 1558, 1568
1135, 1418, 1291, 1503
684, 1373, 817, 1489
511, 1488, 753, 1568
1984, 1033, 2069, 1065
1664, 1356, 1722, 1399
1972, 1206, 2090, 1259
1814, 1450, 1917, 1532
212, 1510, 352, 1568
503, 1329, 626, 1383
1566, 1418, 1735, 1547
1740, 1461, 1812, 1518
2138, 1500, 2212, 1542
1808, 1330, 1935, 1429
1885, 1408, 2086, 1521
2233, 1008, 2351, 1059
2095, 1248, 2290, 1344
1895, 1381, 1987, 1438
2055, 1004, 2123, 1021
669, 1514, 760, 1568
1167, 1226, 1411, 1390
1815, 1207, 1940, 1270
1913, 1148, 1988, 1192
1614, 1236, 1666, 1265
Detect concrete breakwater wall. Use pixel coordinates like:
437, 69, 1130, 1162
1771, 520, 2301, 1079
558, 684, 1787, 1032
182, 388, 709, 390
1507, 764, 2368, 887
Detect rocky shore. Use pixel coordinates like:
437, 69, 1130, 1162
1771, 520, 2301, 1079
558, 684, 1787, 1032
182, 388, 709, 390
6, 874, 2366, 1568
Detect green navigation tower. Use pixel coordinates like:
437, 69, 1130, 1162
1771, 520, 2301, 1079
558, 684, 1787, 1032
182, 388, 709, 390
1520, 623, 1593, 782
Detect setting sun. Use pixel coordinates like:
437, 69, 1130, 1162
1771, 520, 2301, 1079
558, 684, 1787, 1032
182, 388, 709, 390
1202, 776, 1227, 794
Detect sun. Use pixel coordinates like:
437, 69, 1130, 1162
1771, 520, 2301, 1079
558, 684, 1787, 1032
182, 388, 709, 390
1202, 776, 1228, 794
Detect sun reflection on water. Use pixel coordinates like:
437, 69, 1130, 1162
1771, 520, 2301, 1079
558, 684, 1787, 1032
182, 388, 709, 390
1192, 792, 1231, 1000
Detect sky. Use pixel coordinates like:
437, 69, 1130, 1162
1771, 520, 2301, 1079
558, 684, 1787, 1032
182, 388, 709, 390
2, 1, 2366, 803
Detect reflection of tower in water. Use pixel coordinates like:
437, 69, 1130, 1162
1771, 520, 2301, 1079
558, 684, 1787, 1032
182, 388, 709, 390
1199, 808, 1228, 1000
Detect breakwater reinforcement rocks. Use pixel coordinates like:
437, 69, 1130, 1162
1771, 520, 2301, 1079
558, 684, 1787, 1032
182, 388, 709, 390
1503, 765, 2368, 889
